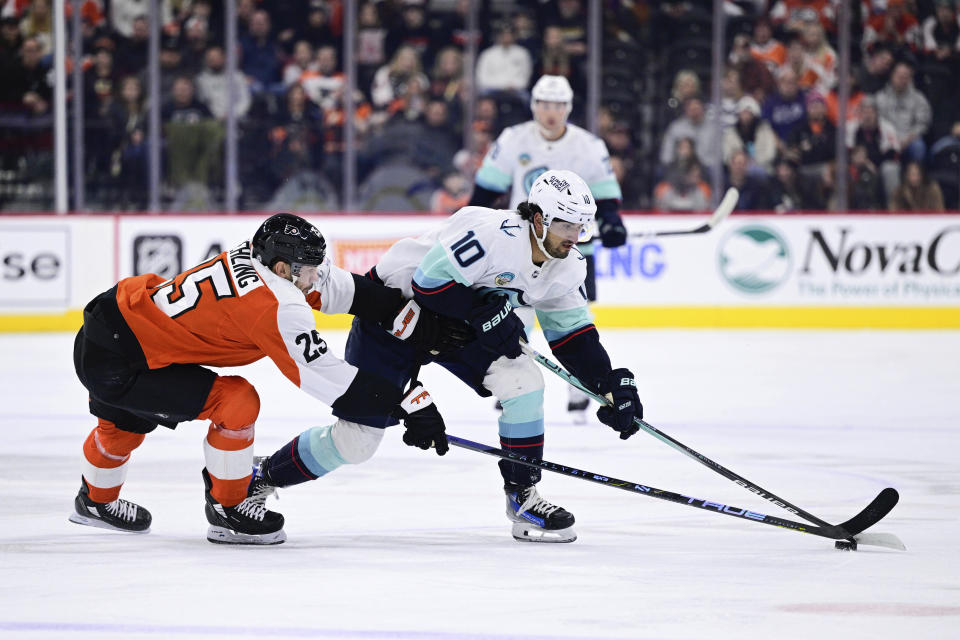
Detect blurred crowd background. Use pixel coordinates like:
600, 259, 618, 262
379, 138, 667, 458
1, 0, 959, 213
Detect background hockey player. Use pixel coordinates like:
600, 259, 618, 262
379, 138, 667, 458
70, 213, 467, 545
255, 170, 643, 543
467, 74, 628, 421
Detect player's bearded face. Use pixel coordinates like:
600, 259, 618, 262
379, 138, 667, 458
543, 220, 583, 258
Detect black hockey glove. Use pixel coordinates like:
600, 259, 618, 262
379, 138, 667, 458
385, 299, 475, 355
468, 293, 525, 359
395, 382, 448, 456
596, 368, 642, 439
599, 213, 627, 248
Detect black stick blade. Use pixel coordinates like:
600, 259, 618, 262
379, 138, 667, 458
839, 488, 900, 536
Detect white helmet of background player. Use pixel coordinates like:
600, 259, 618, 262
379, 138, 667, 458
531, 75, 573, 136
526, 169, 597, 258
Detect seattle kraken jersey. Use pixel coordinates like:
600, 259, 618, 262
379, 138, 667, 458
375, 207, 594, 342
475, 121, 622, 208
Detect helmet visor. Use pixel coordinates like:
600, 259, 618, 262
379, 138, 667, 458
548, 219, 594, 243
291, 258, 329, 292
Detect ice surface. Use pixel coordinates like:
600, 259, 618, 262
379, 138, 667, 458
1, 329, 958, 639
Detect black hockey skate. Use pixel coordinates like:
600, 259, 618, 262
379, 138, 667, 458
567, 389, 590, 425
203, 468, 285, 545
68, 477, 151, 533
504, 483, 577, 543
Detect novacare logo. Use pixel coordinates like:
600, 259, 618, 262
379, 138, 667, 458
718, 225, 792, 294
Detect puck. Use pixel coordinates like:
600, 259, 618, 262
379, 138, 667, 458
834, 540, 858, 551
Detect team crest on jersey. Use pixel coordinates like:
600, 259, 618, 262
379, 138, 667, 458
523, 166, 549, 194
518, 153, 531, 166
495, 272, 515, 286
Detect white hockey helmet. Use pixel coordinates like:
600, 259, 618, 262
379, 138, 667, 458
527, 170, 597, 249
530, 75, 573, 114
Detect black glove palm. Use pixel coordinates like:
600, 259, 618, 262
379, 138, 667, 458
596, 368, 642, 439
468, 293, 525, 359
396, 382, 448, 455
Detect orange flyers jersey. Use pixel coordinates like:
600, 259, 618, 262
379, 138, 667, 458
116, 241, 360, 407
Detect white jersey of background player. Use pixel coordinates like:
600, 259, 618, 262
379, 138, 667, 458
254, 171, 644, 543
469, 74, 629, 418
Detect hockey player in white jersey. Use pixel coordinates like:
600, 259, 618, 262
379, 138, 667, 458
255, 171, 644, 543
469, 74, 628, 420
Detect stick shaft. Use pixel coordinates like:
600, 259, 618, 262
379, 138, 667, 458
522, 344, 835, 529
447, 434, 838, 540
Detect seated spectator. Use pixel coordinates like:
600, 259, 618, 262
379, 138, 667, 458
875, 61, 932, 164
356, 2, 387, 95
386, 1, 433, 66
826, 69, 864, 126
9, 37, 51, 116
113, 75, 148, 208
890, 161, 945, 211
726, 150, 774, 211
857, 42, 895, 94
769, 157, 823, 212
241, 10, 282, 93
431, 171, 471, 213
749, 17, 786, 71
923, 0, 960, 57
763, 67, 806, 143
161, 76, 222, 189
297, 1, 339, 50
511, 9, 540, 58
19, 0, 52, 56
475, 22, 533, 97
413, 99, 459, 178
537, 25, 573, 85
781, 31, 808, 89
268, 84, 323, 183
847, 96, 901, 201
370, 47, 430, 112
0, 16, 24, 75
546, 0, 588, 82
180, 15, 213, 77
301, 46, 345, 111
662, 69, 702, 130
196, 45, 252, 120
283, 40, 317, 87
848, 145, 886, 210
730, 33, 775, 104
430, 46, 464, 105
659, 97, 718, 172
863, 0, 922, 54
720, 68, 744, 127
770, 0, 837, 35
786, 91, 836, 170
654, 162, 712, 211
800, 22, 836, 94
114, 15, 149, 76
723, 96, 777, 173
154, 35, 187, 99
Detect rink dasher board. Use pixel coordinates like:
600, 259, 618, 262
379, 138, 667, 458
1, 213, 958, 330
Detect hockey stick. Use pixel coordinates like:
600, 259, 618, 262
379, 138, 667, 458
632, 187, 738, 238
520, 343, 902, 548
448, 434, 904, 549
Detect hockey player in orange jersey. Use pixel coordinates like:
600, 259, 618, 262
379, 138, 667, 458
70, 213, 470, 544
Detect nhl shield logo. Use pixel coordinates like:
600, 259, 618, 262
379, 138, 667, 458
495, 272, 515, 286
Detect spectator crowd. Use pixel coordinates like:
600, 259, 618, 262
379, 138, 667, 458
0, 0, 957, 213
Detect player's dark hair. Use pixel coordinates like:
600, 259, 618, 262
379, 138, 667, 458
517, 201, 542, 222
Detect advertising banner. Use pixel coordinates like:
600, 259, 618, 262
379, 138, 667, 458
0, 225, 69, 307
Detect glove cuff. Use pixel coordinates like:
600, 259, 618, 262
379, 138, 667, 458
388, 299, 422, 341
399, 383, 434, 414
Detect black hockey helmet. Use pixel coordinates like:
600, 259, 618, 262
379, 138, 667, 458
252, 213, 326, 269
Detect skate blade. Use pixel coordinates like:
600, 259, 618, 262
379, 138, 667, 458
206, 525, 286, 545
511, 522, 577, 543
68, 511, 150, 534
